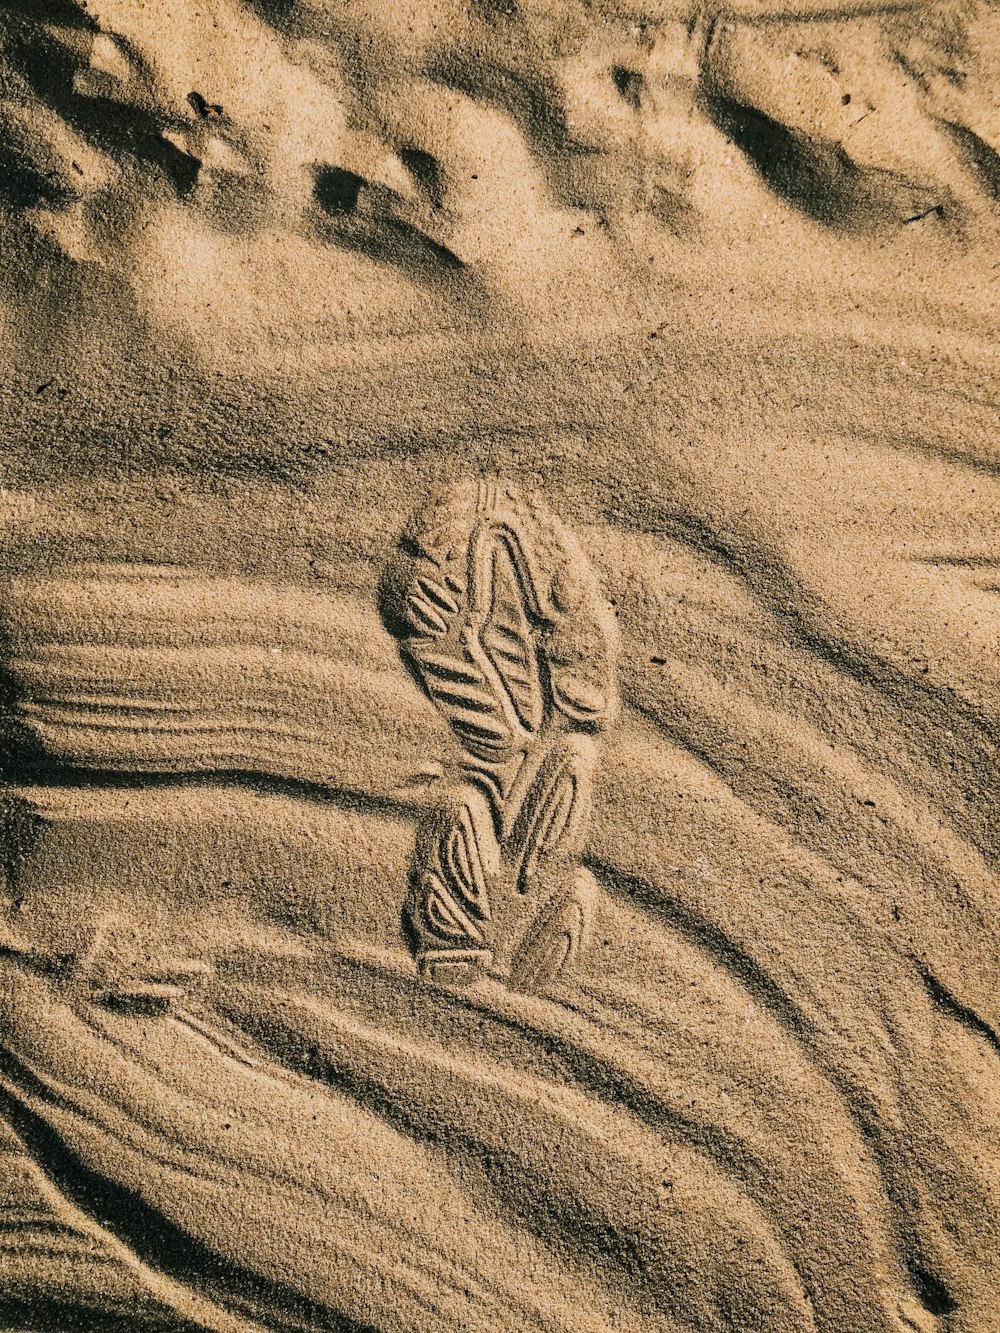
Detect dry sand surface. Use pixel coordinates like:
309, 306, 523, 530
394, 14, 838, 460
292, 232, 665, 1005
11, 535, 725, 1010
0, 0, 998, 1330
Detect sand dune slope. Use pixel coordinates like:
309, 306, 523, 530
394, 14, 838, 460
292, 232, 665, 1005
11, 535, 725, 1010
0, 0, 997, 1330
0, 430, 994, 1330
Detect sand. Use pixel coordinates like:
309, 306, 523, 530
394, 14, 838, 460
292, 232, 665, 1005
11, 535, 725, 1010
0, 0, 997, 1330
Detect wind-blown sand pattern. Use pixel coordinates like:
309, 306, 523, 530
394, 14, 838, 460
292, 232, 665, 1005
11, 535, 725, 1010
0, 0, 998, 1331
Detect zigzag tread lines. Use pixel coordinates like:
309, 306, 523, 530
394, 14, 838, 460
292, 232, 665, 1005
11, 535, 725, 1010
415, 574, 459, 616
483, 633, 537, 688
429, 680, 506, 723
407, 593, 448, 636
417, 651, 486, 687
445, 817, 490, 918
482, 544, 543, 732
424, 871, 485, 944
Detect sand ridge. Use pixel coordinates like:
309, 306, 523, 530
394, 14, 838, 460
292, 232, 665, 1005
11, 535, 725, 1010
0, 0, 998, 371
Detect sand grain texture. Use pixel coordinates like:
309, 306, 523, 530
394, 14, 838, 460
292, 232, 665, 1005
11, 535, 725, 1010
0, 0, 997, 1330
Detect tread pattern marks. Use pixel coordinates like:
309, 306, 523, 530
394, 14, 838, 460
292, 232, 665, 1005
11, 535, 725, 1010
479, 535, 546, 736
384, 477, 618, 990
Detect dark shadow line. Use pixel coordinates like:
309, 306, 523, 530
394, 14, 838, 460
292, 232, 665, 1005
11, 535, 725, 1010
0, 1047, 377, 1333
225, 999, 785, 1324
586, 851, 980, 1309
0, 1216, 75, 1236
847, 423, 1000, 482
317, 212, 466, 277
0, 1297, 208, 1333
916, 962, 1000, 1059
622, 498, 999, 761
912, 555, 999, 569
588, 856, 815, 1040
732, 1, 939, 23
232, 951, 810, 1236
940, 120, 1000, 201
1, 759, 423, 821
0, 0, 98, 27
